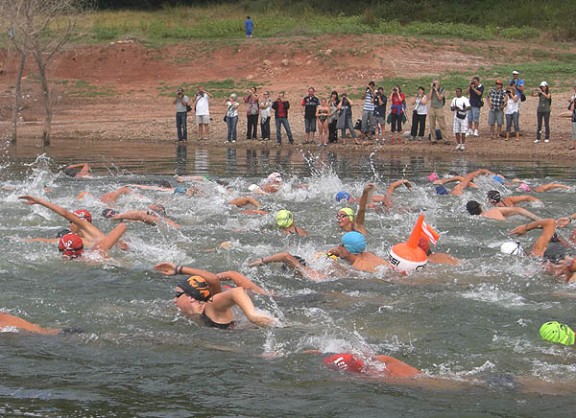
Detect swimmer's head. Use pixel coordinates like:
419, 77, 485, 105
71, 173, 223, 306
335, 191, 351, 203
466, 200, 482, 216
543, 242, 568, 264
341, 231, 366, 254
337, 208, 355, 222
148, 204, 166, 217
177, 275, 212, 302
248, 184, 261, 192
487, 190, 501, 204
157, 180, 172, 189
58, 233, 84, 259
500, 240, 524, 256
267, 172, 283, 183
73, 209, 92, 223
63, 168, 78, 177
323, 353, 365, 373
275, 210, 294, 228
539, 321, 575, 346
56, 228, 71, 238
427, 172, 440, 182
435, 185, 448, 195
101, 208, 118, 218
517, 182, 531, 192
493, 175, 505, 185
174, 186, 187, 194
418, 237, 432, 256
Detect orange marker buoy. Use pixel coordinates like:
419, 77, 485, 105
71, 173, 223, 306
388, 214, 429, 274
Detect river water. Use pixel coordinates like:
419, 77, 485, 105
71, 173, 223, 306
1, 139, 576, 417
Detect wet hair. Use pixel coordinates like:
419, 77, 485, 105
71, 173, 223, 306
63, 168, 78, 177
157, 180, 171, 188
466, 200, 482, 215
543, 242, 568, 264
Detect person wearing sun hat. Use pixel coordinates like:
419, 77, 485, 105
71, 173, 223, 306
487, 79, 507, 140
532, 81, 552, 144
275, 209, 309, 237
154, 262, 275, 329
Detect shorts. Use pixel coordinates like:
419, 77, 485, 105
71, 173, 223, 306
453, 117, 468, 134
373, 116, 385, 126
304, 118, 317, 133
468, 106, 481, 123
488, 109, 503, 126
196, 115, 210, 125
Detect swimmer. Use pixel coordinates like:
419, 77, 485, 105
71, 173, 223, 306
325, 231, 392, 273
275, 210, 309, 237
248, 172, 284, 194
0, 312, 61, 335
381, 179, 412, 210
153, 262, 276, 328
109, 204, 181, 229
76, 185, 133, 204
337, 183, 374, 235
465, 200, 541, 221
248, 252, 329, 281
417, 237, 460, 265
63, 163, 92, 178
19, 195, 128, 257
486, 190, 542, 208
556, 212, 576, 245
433, 168, 493, 196
21, 227, 71, 244
228, 196, 268, 215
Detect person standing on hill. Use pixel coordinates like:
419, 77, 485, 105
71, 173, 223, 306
450, 87, 471, 151
244, 16, 254, 37
194, 86, 212, 140
465, 76, 484, 137
272, 92, 294, 145
373, 86, 387, 143
428, 79, 447, 143
259, 91, 272, 141
174, 87, 190, 142
302, 87, 320, 144
487, 80, 507, 140
532, 81, 552, 144
244, 86, 259, 140
410, 86, 427, 141
361, 81, 375, 140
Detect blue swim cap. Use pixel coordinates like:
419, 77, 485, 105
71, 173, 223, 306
335, 191, 351, 202
435, 185, 448, 195
341, 231, 366, 254
174, 186, 187, 194
493, 175, 505, 185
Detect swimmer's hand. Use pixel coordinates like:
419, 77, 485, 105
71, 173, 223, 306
364, 183, 376, 193
248, 258, 265, 268
509, 224, 528, 236
18, 195, 41, 205
556, 217, 571, 229
154, 262, 177, 275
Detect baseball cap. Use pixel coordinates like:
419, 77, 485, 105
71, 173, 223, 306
512, 70, 519, 75
540, 81, 548, 87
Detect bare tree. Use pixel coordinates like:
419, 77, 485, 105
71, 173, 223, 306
0, 0, 91, 146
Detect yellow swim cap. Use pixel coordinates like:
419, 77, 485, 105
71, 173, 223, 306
276, 210, 293, 228
338, 207, 355, 222
539, 321, 575, 346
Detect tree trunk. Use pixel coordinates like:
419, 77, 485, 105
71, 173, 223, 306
11, 51, 27, 144
34, 56, 52, 147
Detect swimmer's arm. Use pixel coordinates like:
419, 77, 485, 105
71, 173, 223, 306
295, 226, 310, 237
175, 176, 205, 183
528, 218, 556, 257
228, 196, 261, 208
383, 180, 411, 209
533, 183, 573, 192
20, 237, 59, 244
111, 210, 157, 225
125, 184, 171, 192
508, 195, 543, 205
356, 183, 375, 226
216, 288, 275, 326
216, 271, 268, 295
460, 169, 493, 189
154, 263, 223, 295
504, 207, 541, 221
557, 213, 576, 228
433, 176, 464, 185
92, 222, 127, 255
0, 313, 60, 335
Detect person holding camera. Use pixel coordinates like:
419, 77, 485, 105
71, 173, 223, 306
336, 93, 357, 145
450, 87, 471, 151
504, 85, 520, 141
532, 81, 552, 143
569, 84, 576, 150
224, 93, 240, 143
259, 91, 272, 141
389, 85, 406, 144
244, 86, 260, 140
373, 87, 387, 143
410, 86, 427, 141
173, 87, 190, 142
465, 76, 484, 137
361, 81, 376, 139
487, 80, 507, 140
328, 91, 340, 143
427, 80, 447, 143
195, 86, 212, 140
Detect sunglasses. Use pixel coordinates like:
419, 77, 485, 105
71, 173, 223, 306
336, 214, 349, 219
174, 291, 185, 299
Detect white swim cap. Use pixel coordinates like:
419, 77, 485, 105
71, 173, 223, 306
500, 241, 523, 256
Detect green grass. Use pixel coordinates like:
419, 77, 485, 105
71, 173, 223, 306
55, 79, 116, 97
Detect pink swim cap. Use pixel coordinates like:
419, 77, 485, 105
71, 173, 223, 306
517, 183, 531, 192
427, 172, 439, 182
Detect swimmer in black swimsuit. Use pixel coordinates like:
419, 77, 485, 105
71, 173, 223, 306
315, 98, 331, 146
154, 262, 276, 328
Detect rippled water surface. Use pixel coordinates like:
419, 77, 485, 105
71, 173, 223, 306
1, 139, 576, 417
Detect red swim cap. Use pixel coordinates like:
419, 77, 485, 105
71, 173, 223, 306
323, 353, 365, 373
58, 233, 84, 258
73, 209, 92, 223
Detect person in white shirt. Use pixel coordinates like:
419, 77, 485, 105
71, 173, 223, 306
194, 86, 213, 140
504, 84, 520, 141
450, 87, 471, 151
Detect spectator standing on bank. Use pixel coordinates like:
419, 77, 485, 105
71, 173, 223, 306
487, 80, 506, 140
510, 70, 526, 128
328, 91, 340, 143
174, 87, 190, 142
336, 94, 357, 145
532, 81, 552, 144
450, 87, 471, 151
271, 92, 294, 145
428, 79, 447, 143
465, 76, 484, 137
302, 87, 320, 144
244, 16, 254, 37
259, 91, 272, 141
389, 85, 406, 144
410, 86, 427, 141
504, 84, 520, 141
224, 93, 240, 143
361, 81, 376, 139
373, 86, 387, 143
569, 84, 576, 150
244, 86, 259, 140
194, 86, 212, 140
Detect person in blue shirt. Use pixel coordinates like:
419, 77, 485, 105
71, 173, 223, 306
244, 16, 254, 37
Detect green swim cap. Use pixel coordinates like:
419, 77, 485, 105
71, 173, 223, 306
539, 321, 575, 346
276, 210, 293, 228
338, 207, 355, 221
